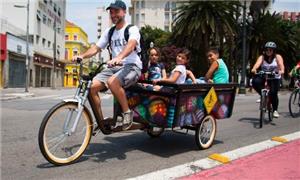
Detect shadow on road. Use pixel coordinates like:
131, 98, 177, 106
238, 117, 277, 128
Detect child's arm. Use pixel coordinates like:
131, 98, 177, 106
154, 71, 181, 84
187, 70, 197, 84
205, 61, 219, 82
161, 69, 167, 79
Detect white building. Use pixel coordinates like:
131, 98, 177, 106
96, 6, 112, 63
129, 0, 179, 31
0, 0, 66, 88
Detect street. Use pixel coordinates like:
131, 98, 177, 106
1, 89, 300, 180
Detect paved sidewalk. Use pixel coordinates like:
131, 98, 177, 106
0, 87, 76, 101
182, 139, 300, 180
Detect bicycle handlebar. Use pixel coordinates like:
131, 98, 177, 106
255, 71, 279, 76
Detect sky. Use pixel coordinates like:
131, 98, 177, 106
66, 0, 300, 43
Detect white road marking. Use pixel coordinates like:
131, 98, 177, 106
127, 131, 300, 180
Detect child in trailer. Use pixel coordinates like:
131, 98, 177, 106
204, 47, 229, 83
153, 48, 191, 90
144, 47, 167, 90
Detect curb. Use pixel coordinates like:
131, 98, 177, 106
127, 131, 300, 180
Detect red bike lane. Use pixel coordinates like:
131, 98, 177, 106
181, 139, 300, 180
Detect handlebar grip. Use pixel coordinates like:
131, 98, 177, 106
76, 57, 83, 64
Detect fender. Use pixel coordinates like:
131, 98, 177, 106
63, 98, 79, 103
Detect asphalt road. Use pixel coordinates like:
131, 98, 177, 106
1, 90, 299, 180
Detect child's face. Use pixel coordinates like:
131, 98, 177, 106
207, 51, 219, 64
149, 49, 159, 63
176, 53, 188, 65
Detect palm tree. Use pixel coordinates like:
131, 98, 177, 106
171, 1, 240, 76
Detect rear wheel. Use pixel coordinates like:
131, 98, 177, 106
289, 89, 300, 118
195, 115, 216, 149
38, 102, 93, 165
259, 93, 266, 128
147, 127, 164, 138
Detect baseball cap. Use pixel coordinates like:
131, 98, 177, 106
106, 0, 126, 10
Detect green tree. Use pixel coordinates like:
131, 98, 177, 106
140, 25, 171, 49
171, 1, 240, 76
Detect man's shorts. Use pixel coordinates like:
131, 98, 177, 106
93, 63, 141, 89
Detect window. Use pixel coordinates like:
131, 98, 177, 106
73, 48, 78, 56
43, 14, 47, 24
58, 8, 61, 17
171, 2, 176, 10
47, 18, 52, 27
54, 3, 57, 12
65, 48, 68, 60
136, 1, 139, 8
164, 25, 169, 32
43, 0, 47, 4
42, 38, 46, 47
65, 34, 69, 40
73, 35, 78, 41
37, 10, 41, 21
48, 41, 51, 48
135, 14, 139, 23
141, 0, 145, 8
36, 35, 40, 44
49, 0, 53, 6
165, 2, 170, 11
165, 12, 170, 23
141, 13, 145, 22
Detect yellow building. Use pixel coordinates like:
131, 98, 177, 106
64, 20, 90, 87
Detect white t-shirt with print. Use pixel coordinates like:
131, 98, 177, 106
96, 24, 142, 69
171, 65, 186, 84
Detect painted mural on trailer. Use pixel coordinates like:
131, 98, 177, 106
176, 92, 234, 127
123, 90, 234, 128
125, 92, 176, 128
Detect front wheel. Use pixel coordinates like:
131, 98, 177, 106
267, 96, 273, 122
38, 102, 93, 165
195, 115, 217, 149
289, 89, 300, 118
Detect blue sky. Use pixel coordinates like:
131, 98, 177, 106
66, 0, 300, 43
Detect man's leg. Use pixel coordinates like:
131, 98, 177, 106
90, 80, 106, 119
107, 76, 129, 112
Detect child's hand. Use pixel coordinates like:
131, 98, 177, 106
208, 79, 214, 83
152, 79, 160, 85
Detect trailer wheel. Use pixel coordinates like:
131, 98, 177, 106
147, 127, 164, 138
195, 115, 216, 149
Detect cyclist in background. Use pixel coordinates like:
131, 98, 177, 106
251, 41, 285, 118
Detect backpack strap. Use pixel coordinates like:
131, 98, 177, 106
107, 26, 116, 59
124, 24, 134, 42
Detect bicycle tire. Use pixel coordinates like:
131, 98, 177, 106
147, 127, 164, 138
289, 89, 300, 118
259, 93, 266, 128
267, 96, 273, 122
38, 102, 93, 165
195, 115, 217, 149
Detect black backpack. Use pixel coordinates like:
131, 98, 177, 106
107, 24, 148, 73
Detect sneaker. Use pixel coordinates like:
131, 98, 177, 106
273, 111, 280, 118
122, 111, 133, 130
256, 98, 261, 103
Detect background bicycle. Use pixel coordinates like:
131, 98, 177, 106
289, 75, 300, 118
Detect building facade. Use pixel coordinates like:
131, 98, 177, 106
96, 6, 112, 63
281, 11, 300, 22
64, 20, 90, 87
0, 0, 66, 88
129, 0, 179, 31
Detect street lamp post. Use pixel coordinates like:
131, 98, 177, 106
239, 1, 247, 94
14, 0, 30, 92
238, 1, 252, 94
52, 19, 57, 89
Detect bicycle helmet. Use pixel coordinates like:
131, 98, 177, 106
264, 41, 277, 49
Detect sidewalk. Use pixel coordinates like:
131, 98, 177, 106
0, 87, 76, 101
182, 139, 300, 180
